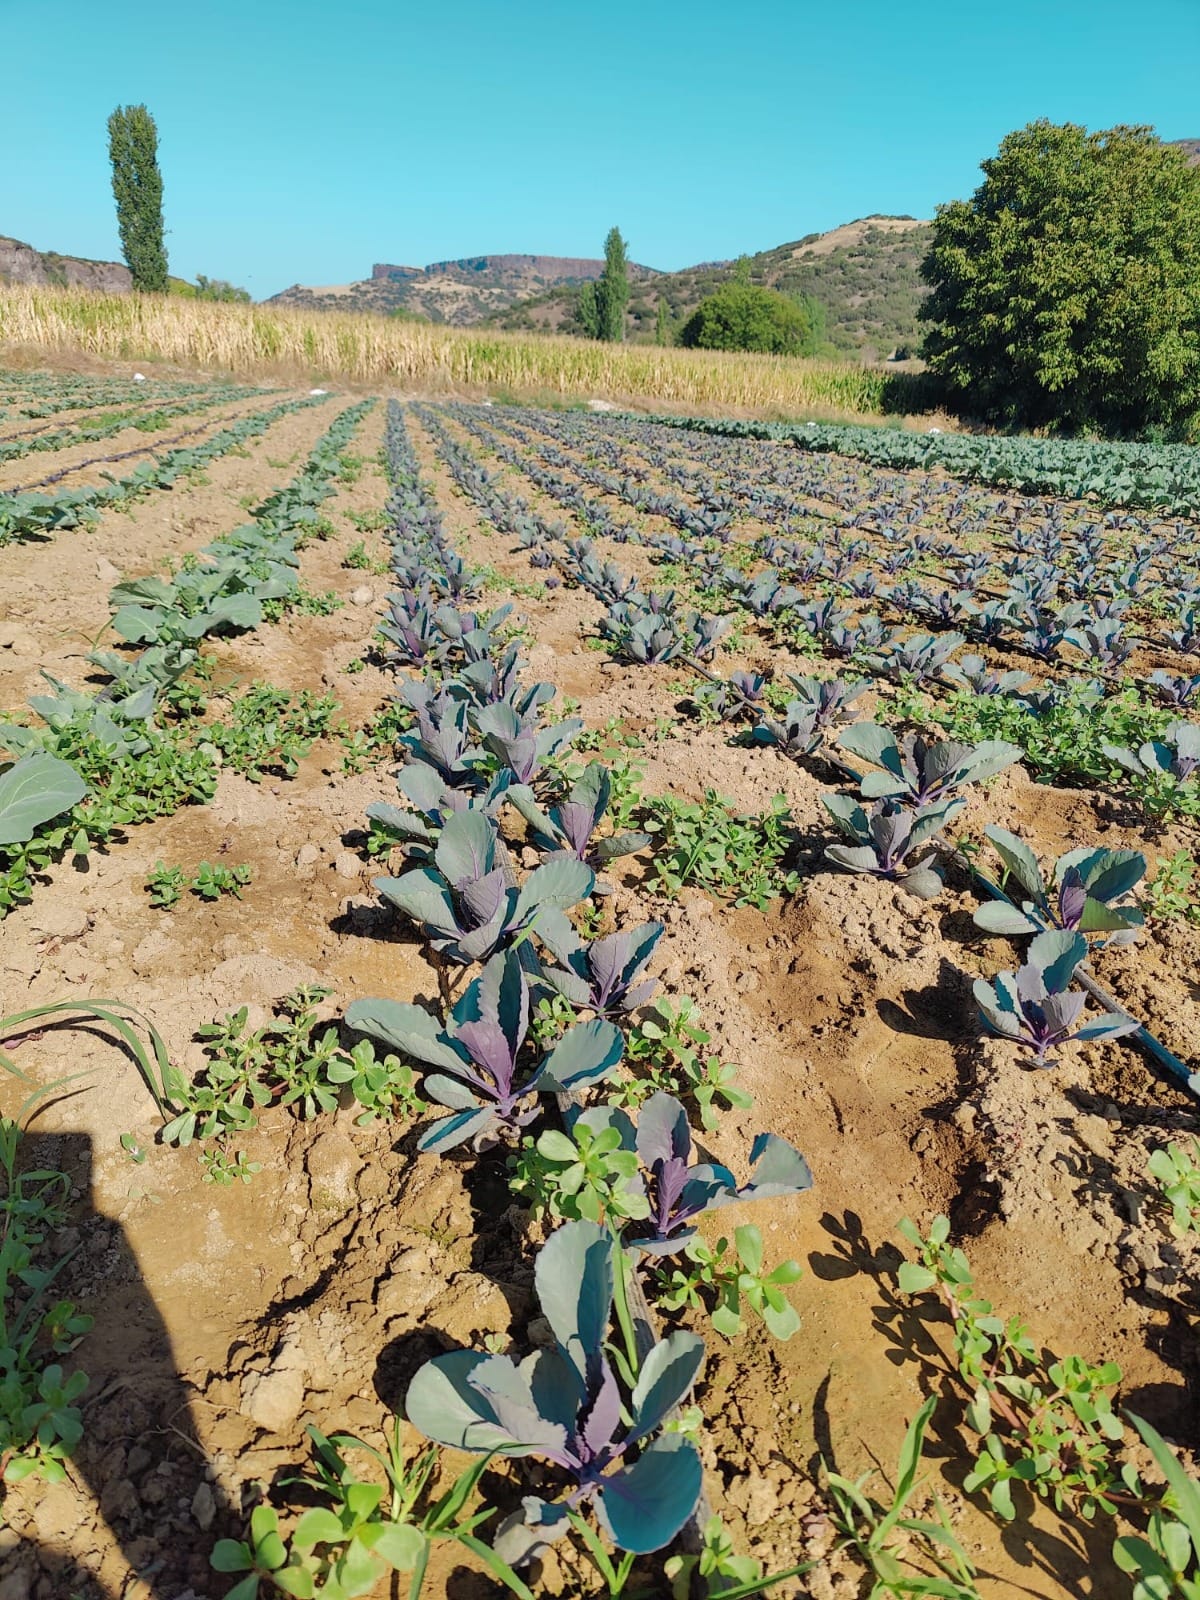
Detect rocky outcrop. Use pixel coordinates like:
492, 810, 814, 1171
373, 254, 614, 285
272, 251, 659, 325
0, 235, 131, 293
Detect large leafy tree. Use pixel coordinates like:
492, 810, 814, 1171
679, 281, 819, 356
107, 104, 169, 293
920, 121, 1200, 434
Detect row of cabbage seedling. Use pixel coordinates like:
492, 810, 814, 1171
0, 380, 263, 466
0, 400, 376, 909
560, 406, 1196, 563
417, 403, 1191, 1093
623, 406, 1200, 519
0, 367, 219, 418
459, 402, 1200, 708
444, 403, 1200, 846
339, 401, 817, 1580
449, 402, 1200, 765
0, 390, 332, 545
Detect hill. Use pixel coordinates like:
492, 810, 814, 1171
489, 216, 934, 358
267, 253, 661, 324
0, 233, 130, 293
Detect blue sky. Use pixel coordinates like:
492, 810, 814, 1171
4, 0, 1198, 298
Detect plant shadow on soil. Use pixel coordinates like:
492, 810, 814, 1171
1, 1130, 234, 1600
808, 1209, 1119, 1599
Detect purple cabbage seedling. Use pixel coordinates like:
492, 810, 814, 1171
838, 724, 1022, 806
973, 826, 1145, 943
1062, 619, 1132, 668
961, 599, 1015, 645
474, 703, 582, 787
365, 763, 512, 861
755, 675, 870, 758
614, 1091, 811, 1255
448, 644, 534, 710
941, 655, 1032, 697
787, 674, 871, 727
534, 907, 663, 1017
1103, 721, 1200, 784
753, 703, 823, 758
404, 1219, 705, 1555
509, 763, 651, 877
1145, 671, 1200, 709
728, 572, 801, 617
793, 596, 850, 639
871, 632, 965, 685
435, 601, 514, 664
347, 952, 623, 1152
823, 794, 964, 899
973, 929, 1139, 1067
397, 684, 486, 788
372, 808, 594, 964
695, 671, 765, 723
380, 592, 445, 668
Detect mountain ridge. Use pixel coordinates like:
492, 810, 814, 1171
268, 251, 661, 322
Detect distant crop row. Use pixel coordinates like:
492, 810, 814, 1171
0, 380, 264, 464
0, 390, 330, 544
646, 410, 1200, 515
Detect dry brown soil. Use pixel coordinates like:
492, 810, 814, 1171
0, 376, 1195, 1600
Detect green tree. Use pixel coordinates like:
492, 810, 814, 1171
193, 275, 251, 303
655, 295, 671, 346
107, 104, 168, 292
678, 282, 819, 356
919, 120, 1200, 435
595, 226, 629, 342
575, 279, 601, 339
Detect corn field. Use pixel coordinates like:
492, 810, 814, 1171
0, 284, 900, 417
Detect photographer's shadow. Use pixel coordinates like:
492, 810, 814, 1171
0, 1129, 231, 1600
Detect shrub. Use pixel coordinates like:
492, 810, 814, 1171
678, 282, 819, 357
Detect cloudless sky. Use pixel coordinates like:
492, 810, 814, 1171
3, 0, 1198, 299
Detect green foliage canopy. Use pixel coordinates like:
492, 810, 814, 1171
678, 282, 820, 356
194, 275, 250, 303
919, 120, 1200, 435
107, 104, 169, 293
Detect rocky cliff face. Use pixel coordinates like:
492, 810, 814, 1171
372, 254, 615, 286
273, 252, 659, 324
0, 235, 131, 293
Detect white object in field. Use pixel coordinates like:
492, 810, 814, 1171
482, 399, 494, 407
309, 387, 328, 396
588, 399, 617, 412
928, 427, 942, 434
133, 372, 146, 382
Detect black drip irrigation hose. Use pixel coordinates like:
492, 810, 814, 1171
9, 411, 246, 492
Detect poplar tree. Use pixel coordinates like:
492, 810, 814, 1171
595, 227, 629, 343
655, 296, 671, 346
576, 280, 601, 339
107, 104, 169, 292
